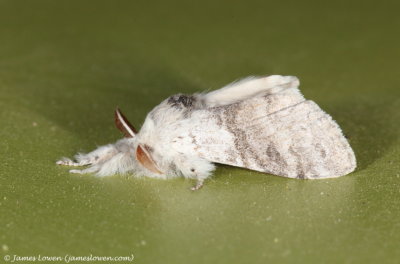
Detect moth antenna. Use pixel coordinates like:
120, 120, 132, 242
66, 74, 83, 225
136, 144, 162, 174
115, 107, 137, 138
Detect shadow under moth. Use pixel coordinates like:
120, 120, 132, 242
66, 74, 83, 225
57, 75, 356, 190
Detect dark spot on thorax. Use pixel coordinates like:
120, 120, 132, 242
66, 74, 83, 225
168, 94, 196, 109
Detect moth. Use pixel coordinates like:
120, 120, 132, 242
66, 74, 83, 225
57, 75, 356, 190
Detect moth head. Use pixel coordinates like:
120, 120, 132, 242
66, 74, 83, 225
115, 108, 162, 174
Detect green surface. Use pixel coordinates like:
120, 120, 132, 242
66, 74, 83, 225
1, 0, 400, 263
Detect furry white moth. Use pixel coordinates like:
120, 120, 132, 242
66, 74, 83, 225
57, 75, 356, 190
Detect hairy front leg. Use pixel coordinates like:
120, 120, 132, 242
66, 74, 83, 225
56, 144, 118, 167
56, 138, 137, 176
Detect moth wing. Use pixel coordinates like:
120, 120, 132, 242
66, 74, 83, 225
174, 90, 356, 179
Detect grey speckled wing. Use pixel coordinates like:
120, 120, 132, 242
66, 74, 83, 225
177, 88, 356, 179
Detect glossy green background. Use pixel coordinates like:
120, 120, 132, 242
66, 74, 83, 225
1, 0, 399, 263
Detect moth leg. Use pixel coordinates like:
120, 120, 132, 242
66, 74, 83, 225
66, 151, 134, 177
69, 165, 100, 175
56, 144, 118, 167
95, 152, 136, 177
203, 75, 299, 107
190, 180, 204, 191
56, 157, 81, 167
75, 144, 119, 165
